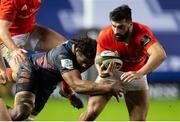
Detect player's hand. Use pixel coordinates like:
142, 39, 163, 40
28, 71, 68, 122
99, 62, 117, 78
10, 48, 27, 65
120, 71, 143, 83
109, 81, 123, 102
0, 69, 12, 84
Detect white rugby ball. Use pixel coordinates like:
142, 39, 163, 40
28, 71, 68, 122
96, 50, 123, 70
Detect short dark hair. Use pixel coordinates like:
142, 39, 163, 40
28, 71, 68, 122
74, 36, 97, 59
109, 4, 132, 21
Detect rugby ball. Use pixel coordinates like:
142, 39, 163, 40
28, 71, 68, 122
96, 50, 123, 70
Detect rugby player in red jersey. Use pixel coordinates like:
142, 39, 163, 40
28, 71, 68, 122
0, 0, 65, 81
0, 0, 82, 114
79, 4, 166, 121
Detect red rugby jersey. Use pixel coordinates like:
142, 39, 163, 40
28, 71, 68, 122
0, 0, 41, 36
97, 22, 157, 72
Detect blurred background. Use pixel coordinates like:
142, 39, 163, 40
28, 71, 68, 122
2, 0, 180, 121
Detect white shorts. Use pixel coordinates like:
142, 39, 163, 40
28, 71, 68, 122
95, 71, 149, 91
0, 28, 41, 60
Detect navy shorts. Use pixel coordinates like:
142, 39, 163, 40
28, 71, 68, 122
16, 59, 62, 113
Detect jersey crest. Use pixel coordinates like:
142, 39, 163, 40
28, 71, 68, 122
140, 35, 151, 47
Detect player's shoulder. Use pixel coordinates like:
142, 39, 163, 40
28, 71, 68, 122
51, 39, 74, 58
98, 25, 112, 40
133, 22, 157, 47
133, 21, 153, 33
100, 25, 112, 34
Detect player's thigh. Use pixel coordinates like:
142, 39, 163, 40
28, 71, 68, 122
32, 85, 56, 115
87, 95, 112, 113
33, 25, 66, 51
15, 60, 37, 106
32, 68, 59, 115
124, 90, 149, 115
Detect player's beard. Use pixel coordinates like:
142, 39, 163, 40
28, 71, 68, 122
114, 29, 130, 42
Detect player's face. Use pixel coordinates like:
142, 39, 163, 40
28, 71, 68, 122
111, 19, 132, 41
76, 51, 94, 72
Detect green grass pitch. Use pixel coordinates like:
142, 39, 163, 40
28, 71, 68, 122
5, 97, 180, 121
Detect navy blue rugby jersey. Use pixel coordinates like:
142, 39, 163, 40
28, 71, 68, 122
28, 39, 83, 74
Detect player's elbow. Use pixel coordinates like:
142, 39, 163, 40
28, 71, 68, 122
159, 50, 167, 63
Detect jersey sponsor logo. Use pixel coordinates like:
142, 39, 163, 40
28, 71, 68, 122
140, 35, 151, 47
61, 59, 73, 69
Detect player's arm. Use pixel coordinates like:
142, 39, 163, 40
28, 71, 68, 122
0, 20, 17, 51
121, 42, 166, 82
137, 42, 166, 76
62, 69, 122, 96
0, 20, 27, 64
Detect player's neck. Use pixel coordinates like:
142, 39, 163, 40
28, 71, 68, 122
123, 25, 133, 44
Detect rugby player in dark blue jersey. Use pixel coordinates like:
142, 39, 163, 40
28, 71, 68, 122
8, 36, 122, 121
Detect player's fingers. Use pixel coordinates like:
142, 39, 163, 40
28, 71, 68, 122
121, 72, 132, 81
114, 94, 119, 103
109, 62, 116, 71
106, 62, 112, 71
118, 92, 122, 98
14, 57, 18, 65
14, 57, 20, 65
0, 75, 6, 84
3, 74, 9, 82
100, 63, 105, 71
123, 75, 134, 83
127, 77, 136, 82
6, 73, 12, 82
111, 62, 117, 71
15, 55, 24, 65
0, 73, 4, 81
121, 71, 133, 78
19, 53, 27, 60
106, 62, 116, 76
120, 73, 128, 80
21, 49, 28, 53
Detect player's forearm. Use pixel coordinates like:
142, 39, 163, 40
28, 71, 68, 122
137, 51, 166, 76
0, 29, 17, 51
0, 20, 17, 51
70, 80, 111, 95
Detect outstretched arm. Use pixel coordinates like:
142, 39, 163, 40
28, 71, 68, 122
62, 69, 122, 96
